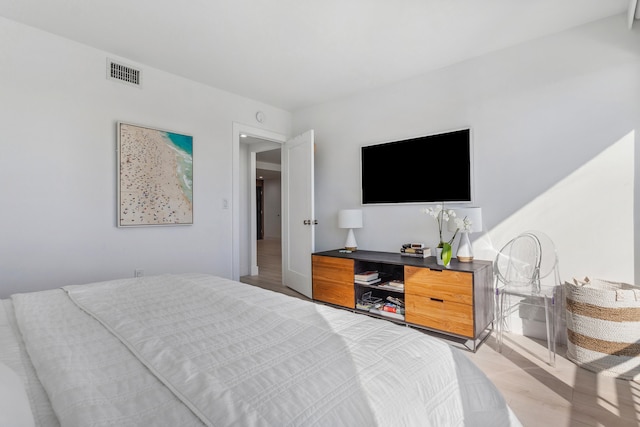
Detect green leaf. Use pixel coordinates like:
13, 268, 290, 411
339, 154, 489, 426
441, 242, 452, 266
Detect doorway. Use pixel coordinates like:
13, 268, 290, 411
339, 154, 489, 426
232, 123, 315, 300
255, 147, 282, 243
240, 145, 297, 296
253, 147, 282, 285
232, 122, 286, 282
237, 133, 283, 288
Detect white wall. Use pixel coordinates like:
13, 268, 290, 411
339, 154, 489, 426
0, 17, 291, 297
293, 15, 640, 285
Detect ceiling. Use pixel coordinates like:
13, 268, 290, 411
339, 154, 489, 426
0, 0, 631, 110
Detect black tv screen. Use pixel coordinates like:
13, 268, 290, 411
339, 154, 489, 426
361, 128, 472, 204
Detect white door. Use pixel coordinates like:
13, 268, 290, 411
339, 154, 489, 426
282, 130, 315, 298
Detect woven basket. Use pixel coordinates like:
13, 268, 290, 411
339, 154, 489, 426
565, 277, 640, 380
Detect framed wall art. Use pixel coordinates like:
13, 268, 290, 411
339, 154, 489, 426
117, 122, 193, 227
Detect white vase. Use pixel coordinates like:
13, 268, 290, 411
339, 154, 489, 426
456, 232, 473, 262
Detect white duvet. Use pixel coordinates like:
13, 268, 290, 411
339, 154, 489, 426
9, 273, 520, 426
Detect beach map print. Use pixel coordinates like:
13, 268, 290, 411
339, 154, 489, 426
118, 123, 193, 226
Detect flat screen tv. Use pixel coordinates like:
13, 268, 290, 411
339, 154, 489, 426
361, 128, 472, 204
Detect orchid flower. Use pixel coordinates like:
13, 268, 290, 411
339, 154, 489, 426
421, 203, 459, 266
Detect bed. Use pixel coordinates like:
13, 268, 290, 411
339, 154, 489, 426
0, 273, 521, 426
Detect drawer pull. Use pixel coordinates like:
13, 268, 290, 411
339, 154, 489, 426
430, 297, 444, 303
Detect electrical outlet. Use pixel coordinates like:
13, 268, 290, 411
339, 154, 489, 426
134, 269, 144, 278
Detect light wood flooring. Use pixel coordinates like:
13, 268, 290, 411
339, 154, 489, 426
239, 238, 307, 300
240, 238, 640, 427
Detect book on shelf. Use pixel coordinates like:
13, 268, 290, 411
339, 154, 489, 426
385, 295, 404, 307
400, 247, 431, 255
369, 308, 405, 320
359, 297, 405, 320
400, 252, 430, 258
355, 278, 381, 285
402, 243, 425, 249
354, 271, 379, 281
381, 303, 405, 314
378, 280, 404, 291
400, 247, 431, 258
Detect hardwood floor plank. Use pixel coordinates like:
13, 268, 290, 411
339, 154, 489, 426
240, 238, 309, 300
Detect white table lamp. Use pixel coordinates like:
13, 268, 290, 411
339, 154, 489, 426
448, 207, 482, 262
338, 209, 363, 251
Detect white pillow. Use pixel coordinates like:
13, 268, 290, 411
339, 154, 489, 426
0, 361, 35, 427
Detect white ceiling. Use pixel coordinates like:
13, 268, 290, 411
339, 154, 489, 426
0, 0, 631, 110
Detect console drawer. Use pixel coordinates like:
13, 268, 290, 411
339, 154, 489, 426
312, 255, 354, 308
404, 266, 473, 305
405, 293, 474, 337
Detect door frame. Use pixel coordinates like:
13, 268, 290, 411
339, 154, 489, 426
232, 122, 287, 280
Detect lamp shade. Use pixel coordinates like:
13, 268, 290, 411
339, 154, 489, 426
448, 207, 483, 233
338, 209, 363, 229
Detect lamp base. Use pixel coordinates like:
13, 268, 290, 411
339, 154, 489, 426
344, 228, 358, 252
456, 232, 473, 263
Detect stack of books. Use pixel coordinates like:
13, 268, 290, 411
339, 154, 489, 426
369, 302, 404, 320
369, 297, 405, 320
357, 293, 405, 320
378, 279, 404, 291
400, 243, 431, 258
354, 271, 381, 285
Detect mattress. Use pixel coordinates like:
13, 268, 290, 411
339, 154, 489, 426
1, 273, 522, 426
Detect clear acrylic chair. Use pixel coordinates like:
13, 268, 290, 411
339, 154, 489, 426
494, 231, 561, 366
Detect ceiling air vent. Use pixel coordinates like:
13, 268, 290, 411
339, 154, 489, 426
107, 59, 141, 87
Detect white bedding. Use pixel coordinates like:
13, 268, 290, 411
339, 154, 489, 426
5, 273, 521, 426
0, 300, 59, 427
